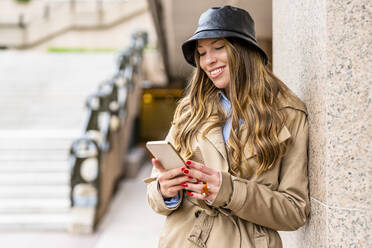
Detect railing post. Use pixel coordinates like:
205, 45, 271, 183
18, 14, 25, 29
44, 4, 50, 20
97, 0, 103, 23
70, 0, 75, 11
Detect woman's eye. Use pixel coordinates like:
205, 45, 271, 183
216, 45, 225, 50
198, 51, 206, 56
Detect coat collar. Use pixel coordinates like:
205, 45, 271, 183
204, 125, 228, 161
277, 91, 308, 115
200, 90, 302, 163
201, 115, 292, 163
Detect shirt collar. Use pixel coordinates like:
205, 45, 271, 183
218, 90, 231, 115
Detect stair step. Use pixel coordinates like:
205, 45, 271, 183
0, 172, 70, 185
0, 139, 74, 150
0, 151, 69, 161
0, 213, 70, 231
0, 185, 70, 198
0, 129, 80, 139
0, 161, 70, 173
0, 198, 70, 213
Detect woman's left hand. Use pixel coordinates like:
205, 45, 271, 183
181, 160, 221, 202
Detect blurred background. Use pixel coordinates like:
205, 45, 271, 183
0, 0, 370, 247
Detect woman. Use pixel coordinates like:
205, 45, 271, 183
146, 5, 309, 248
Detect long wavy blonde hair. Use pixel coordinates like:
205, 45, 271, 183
172, 38, 295, 176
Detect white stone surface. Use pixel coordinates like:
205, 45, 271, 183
0, 51, 117, 129
0, 163, 164, 248
274, 0, 372, 247
94, 163, 164, 248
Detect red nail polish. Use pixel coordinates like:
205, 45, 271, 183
188, 176, 193, 179
186, 192, 193, 196
186, 160, 191, 165
183, 169, 189, 174
180, 183, 188, 187
181, 167, 185, 172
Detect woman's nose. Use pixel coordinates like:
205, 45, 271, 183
205, 52, 217, 65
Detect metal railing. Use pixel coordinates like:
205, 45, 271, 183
68, 30, 147, 233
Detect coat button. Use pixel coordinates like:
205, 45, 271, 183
194, 210, 201, 218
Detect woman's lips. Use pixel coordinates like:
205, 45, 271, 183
209, 66, 225, 79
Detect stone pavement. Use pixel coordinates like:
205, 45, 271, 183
94, 162, 164, 248
0, 162, 164, 248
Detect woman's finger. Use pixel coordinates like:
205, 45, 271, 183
185, 160, 215, 176
165, 185, 184, 197
159, 175, 189, 198
161, 167, 185, 181
182, 166, 213, 183
159, 174, 189, 187
186, 191, 215, 201
180, 181, 208, 193
152, 158, 166, 173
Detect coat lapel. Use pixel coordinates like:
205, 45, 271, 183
204, 125, 228, 162
201, 119, 291, 162
242, 124, 292, 159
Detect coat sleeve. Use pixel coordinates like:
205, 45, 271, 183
145, 125, 184, 216
211, 109, 310, 231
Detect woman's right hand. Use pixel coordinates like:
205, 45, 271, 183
152, 158, 190, 198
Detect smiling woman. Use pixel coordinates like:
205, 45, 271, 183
146, 5, 310, 248
197, 38, 231, 91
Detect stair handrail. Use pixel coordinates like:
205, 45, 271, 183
68, 30, 147, 233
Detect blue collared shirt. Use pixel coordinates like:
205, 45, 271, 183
219, 90, 233, 142
163, 91, 232, 206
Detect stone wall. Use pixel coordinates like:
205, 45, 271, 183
273, 0, 371, 247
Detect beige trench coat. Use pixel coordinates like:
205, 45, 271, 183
145, 93, 310, 248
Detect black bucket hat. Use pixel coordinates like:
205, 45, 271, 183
182, 5, 268, 67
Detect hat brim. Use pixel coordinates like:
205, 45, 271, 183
182, 30, 268, 67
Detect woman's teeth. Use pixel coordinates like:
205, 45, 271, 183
211, 67, 224, 76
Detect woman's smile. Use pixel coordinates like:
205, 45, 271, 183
209, 66, 226, 79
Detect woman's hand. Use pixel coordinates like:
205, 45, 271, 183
152, 158, 190, 198
180, 160, 221, 202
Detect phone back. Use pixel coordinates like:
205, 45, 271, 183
146, 141, 185, 170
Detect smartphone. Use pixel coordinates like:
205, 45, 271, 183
146, 140, 186, 170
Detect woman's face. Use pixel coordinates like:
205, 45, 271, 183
197, 38, 231, 91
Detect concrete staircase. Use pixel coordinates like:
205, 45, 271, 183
0, 135, 73, 230
0, 0, 147, 49
0, 51, 116, 231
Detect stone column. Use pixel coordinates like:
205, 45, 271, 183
273, 0, 371, 247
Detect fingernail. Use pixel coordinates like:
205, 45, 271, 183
181, 167, 185, 172
186, 160, 191, 165
180, 183, 188, 187
186, 192, 193, 196
188, 176, 193, 179
183, 169, 189, 174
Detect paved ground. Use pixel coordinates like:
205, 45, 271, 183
95, 163, 164, 248
0, 163, 164, 248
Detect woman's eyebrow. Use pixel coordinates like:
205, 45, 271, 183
197, 39, 221, 48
